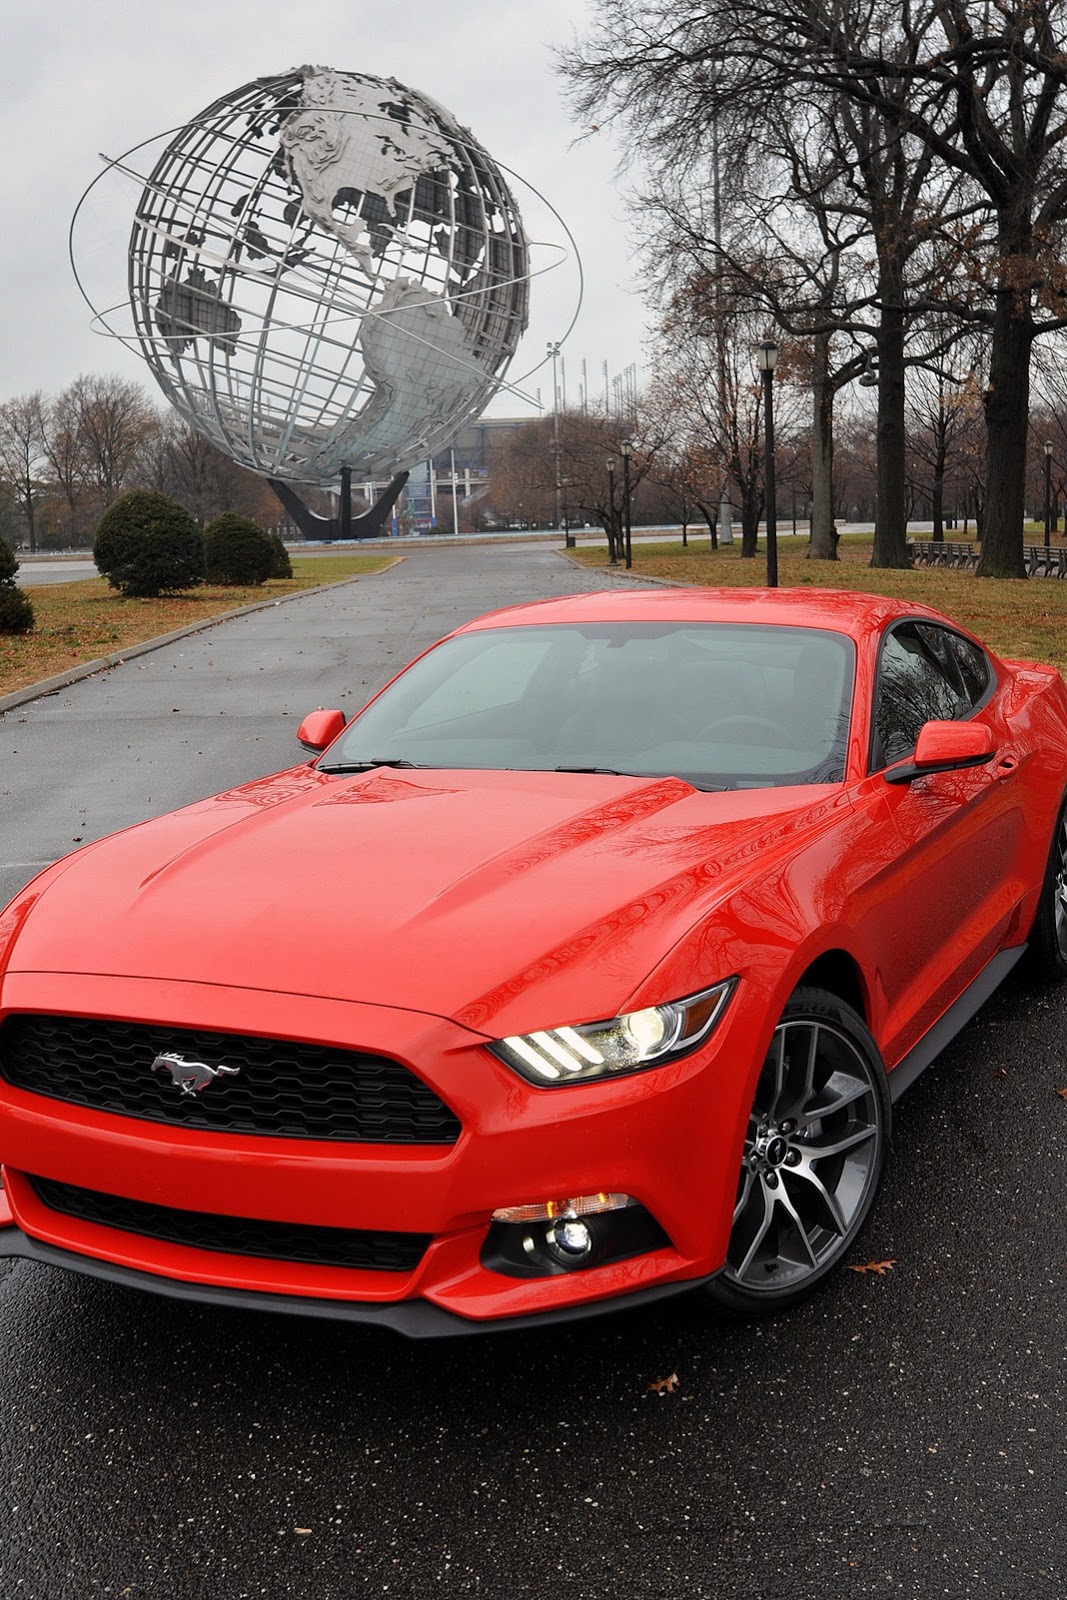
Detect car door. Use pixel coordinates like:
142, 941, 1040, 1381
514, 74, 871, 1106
871, 620, 1024, 1056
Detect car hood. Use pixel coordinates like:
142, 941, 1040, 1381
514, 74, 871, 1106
4, 765, 843, 1034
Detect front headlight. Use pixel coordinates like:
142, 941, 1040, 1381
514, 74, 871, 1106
491, 979, 736, 1086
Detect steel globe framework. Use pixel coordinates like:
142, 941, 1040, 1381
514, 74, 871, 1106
127, 67, 530, 489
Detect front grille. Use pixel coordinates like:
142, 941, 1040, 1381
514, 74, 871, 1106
30, 1176, 430, 1273
0, 1015, 461, 1144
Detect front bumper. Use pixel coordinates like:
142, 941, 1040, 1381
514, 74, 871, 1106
0, 970, 759, 1329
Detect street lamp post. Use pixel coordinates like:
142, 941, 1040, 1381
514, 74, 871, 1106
755, 339, 780, 588
548, 340, 563, 531
606, 457, 618, 565
562, 476, 574, 548
1044, 440, 1053, 550
621, 439, 634, 569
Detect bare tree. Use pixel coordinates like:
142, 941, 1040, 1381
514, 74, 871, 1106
564, 0, 1067, 577
64, 374, 159, 518
561, 4, 982, 569
142, 416, 277, 526
906, 331, 988, 539
487, 407, 667, 560
0, 392, 47, 552
652, 286, 806, 555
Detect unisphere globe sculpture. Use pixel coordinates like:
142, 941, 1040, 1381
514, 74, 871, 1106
127, 67, 530, 487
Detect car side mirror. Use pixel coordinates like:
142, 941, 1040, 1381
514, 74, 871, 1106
884, 720, 996, 785
297, 708, 346, 753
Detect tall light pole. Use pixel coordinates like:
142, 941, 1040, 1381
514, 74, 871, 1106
1044, 439, 1053, 550
548, 340, 563, 531
621, 439, 634, 569
449, 447, 460, 537
755, 339, 780, 588
562, 476, 574, 548
606, 456, 618, 565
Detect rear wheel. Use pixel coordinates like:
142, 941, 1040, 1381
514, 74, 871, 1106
1027, 792, 1067, 981
705, 987, 890, 1316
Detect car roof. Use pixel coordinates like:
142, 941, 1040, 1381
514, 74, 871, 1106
456, 587, 960, 640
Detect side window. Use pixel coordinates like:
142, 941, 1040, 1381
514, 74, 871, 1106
872, 622, 979, 768
946, 631, 991, 706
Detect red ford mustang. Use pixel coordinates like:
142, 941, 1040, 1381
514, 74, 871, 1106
2, 587, 1066, 1335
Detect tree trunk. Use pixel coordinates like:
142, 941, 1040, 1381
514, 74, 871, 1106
605, 509, 623, 563
931, 426, 946, 542
977, 244, 1032, 578
740, 491, 760, 557
870, 299, 909, 568
695, 500, 718, 548
809, 336, 837, 559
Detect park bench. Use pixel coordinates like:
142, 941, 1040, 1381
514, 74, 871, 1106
911, 540, 979, 570
1025, 545, 1067, 577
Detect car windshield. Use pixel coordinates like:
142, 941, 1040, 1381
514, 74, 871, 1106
319, 622, 855, 790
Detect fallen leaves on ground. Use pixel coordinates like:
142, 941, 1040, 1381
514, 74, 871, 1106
849, 1259, 897, 1276
647, 1372, 680, 1395
1055, 1087, 1067, 1101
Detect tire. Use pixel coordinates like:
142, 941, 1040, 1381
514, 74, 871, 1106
704, 986, 891, 1317
1026, 791, 1067, 982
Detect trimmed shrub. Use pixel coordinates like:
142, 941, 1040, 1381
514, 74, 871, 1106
267, 530, 293, 579
0, 580, 34, 635
203, 513, 275, 586
94, 490, 204, 598
0, 540, 34, 633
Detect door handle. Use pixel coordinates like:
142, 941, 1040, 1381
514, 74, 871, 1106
994, 755, 1018, 779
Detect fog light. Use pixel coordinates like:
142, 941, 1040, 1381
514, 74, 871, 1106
483, 1197, 671, 1279
545, 1218, 593, 1263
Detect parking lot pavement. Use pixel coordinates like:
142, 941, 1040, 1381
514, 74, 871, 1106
1, 543, 1065, 1599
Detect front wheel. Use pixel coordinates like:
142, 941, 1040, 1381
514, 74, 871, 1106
1026, 791, 1067, 982
704, 987, 890, 1317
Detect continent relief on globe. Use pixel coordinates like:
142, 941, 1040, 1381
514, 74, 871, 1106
281, 67, 458, 276
353, 278, 482, 472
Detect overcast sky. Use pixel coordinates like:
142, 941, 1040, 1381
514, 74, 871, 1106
0, 0, 649, 422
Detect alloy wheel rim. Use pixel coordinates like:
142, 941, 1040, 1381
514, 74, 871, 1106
724, 1018, 883, 1293
1053, 814, 1067, 959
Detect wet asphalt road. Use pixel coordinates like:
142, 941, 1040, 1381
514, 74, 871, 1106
1, 544, 1065, 1599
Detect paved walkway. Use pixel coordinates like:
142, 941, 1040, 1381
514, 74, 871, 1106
0, 542, 630, 910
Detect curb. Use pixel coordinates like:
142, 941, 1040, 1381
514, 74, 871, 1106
555, 548, 686, 587
0, 558, 404, 717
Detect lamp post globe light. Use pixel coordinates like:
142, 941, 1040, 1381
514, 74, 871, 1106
755, 339, 779, 589
1044, 440, 1053, 551
621, 439, 634, 570
606, 457, 618, 565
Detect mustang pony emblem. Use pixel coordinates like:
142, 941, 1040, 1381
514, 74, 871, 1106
151, 1052, 241, 1096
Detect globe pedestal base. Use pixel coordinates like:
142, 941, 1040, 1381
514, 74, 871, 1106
269, 472, 409, 543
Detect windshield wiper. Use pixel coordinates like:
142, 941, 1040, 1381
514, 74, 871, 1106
554, 764, 727, 791
319, 757, 425, 773
554, 765, 629, 775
